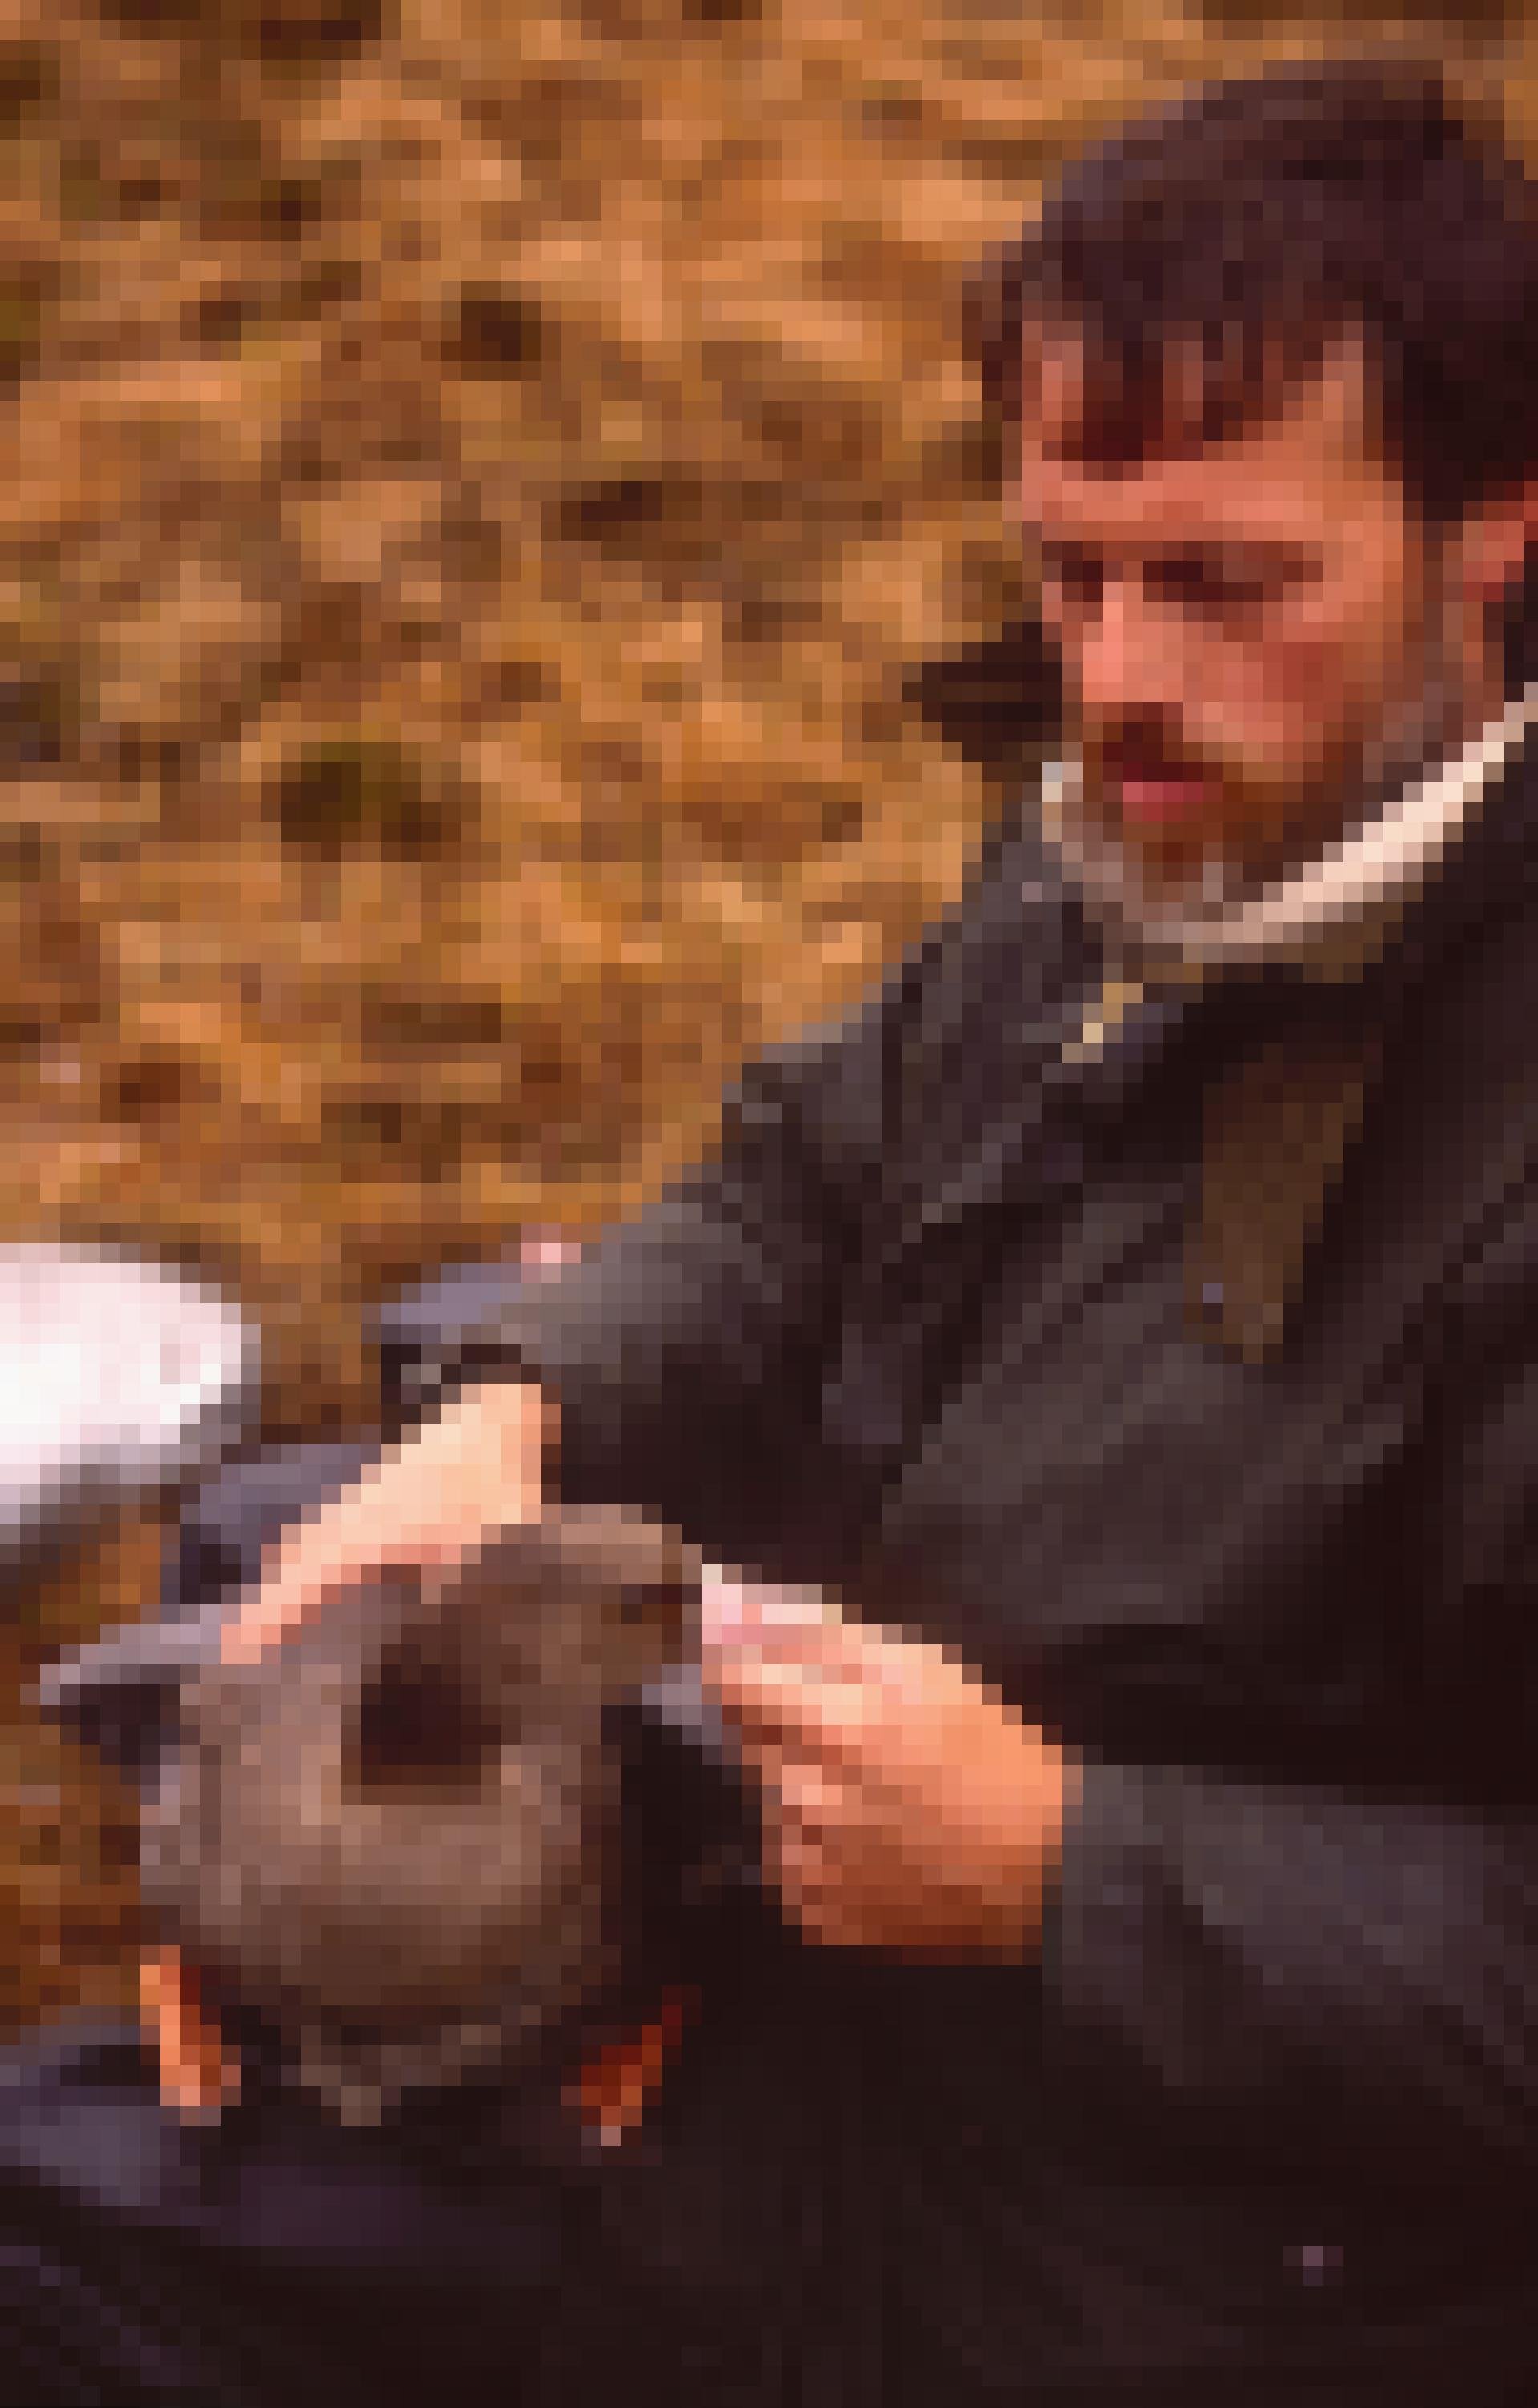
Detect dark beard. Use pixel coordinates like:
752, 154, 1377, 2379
1061, 619, 1477, 958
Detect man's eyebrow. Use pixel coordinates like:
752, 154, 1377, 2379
1036, 536, 1104, 567
1035, 534, 1320, 574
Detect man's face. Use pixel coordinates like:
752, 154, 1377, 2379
1014, 329, 1471, 899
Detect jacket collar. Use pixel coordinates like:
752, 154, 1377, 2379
1028, 696, 1538, 1360
822, 699, 1538, 1494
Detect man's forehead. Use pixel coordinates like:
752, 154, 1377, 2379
1014, 324, 1397, 548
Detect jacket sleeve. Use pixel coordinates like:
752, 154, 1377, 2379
462, 1028, 874, 1559
1040, 1751, 1538, 2187
1038, 1211, 1538, 2191
449, 808, 1049, 1568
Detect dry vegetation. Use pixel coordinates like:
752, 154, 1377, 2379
0, 0, 1516, 2029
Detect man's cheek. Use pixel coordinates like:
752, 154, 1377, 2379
1189, 639, 1338, 778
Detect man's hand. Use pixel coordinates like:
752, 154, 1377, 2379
700, 1574, 1077, 1959
219, 1376, 553, 1667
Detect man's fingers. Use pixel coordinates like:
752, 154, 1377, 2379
219, 1380, 544, 1669
706, 1645, 884, 1773
221, 1554, 367, 1666
221, 1493, 465, 1666
770, 1757, 849, 1832
698, 1564, 841, 1652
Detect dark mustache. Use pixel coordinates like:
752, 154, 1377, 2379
1097, 729, 1214, 780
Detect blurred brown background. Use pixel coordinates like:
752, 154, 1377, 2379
0, 0, 1515, 2035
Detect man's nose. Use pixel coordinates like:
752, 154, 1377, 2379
1073, 574, 1187, 724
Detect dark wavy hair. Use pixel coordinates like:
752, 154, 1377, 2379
964, 59, 1538, 534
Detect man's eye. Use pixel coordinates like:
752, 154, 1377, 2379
1147, 559, 1280, 614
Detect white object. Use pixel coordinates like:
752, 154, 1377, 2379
0, 1243, 256, 1556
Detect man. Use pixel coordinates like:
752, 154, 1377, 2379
11, 53, 1538, 2406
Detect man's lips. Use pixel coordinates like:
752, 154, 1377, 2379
1107, 765, 1215, 827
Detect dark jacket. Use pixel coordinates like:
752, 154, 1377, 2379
18, 731, 1538, 2406
437, 729, 1538, 2399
